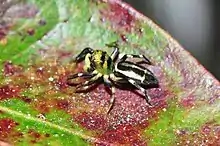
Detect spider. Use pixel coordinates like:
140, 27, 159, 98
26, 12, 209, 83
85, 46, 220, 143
67, 42, 159, 113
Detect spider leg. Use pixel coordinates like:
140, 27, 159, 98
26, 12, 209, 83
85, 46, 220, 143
67, 72, 95, 86
75, 73, 102, 91
128, 79, 152, 106
72, 47, 94, 63
109, 73, 126, 84
119, 54, 152, 65
106, 42, 119, 61
110, 47, 119, 61
102, 75, 117, 114
106, 86, 116, 114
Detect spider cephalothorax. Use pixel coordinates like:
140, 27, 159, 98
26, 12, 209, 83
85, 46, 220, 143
67, 42, 159, 113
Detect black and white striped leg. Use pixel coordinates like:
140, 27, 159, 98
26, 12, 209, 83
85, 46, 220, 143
75, 73, 102, 91
107, 86, 116, 114
73, 47, 94, 62
110, 47, 119, 61
106, 42, 119, 61
128, 79, 152, 106
119, 54, 152, 65
102, 74, 117, 114
67, 72, 95, 86
109, 73, 124, 83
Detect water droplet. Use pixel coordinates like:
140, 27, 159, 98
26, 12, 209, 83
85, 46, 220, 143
48, 77, 54, 82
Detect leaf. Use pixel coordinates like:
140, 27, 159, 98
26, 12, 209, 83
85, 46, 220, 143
0, 0, 219, 145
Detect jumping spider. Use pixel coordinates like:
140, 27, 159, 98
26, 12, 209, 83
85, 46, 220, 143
67, 42, 159, 113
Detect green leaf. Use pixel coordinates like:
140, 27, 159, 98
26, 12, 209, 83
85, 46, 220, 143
0, 0, 219, 145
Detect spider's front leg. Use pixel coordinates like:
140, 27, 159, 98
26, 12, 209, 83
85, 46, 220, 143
106, 42, 119, 61
72, 47, 94, 63
67, 72, 94, 86
103, 74, 117, 114
106, 86, 116, 114
75, 73, 103, 91
119, 54, 152, 65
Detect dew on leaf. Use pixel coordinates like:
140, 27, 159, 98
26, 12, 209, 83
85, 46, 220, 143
48, 77, 54, 82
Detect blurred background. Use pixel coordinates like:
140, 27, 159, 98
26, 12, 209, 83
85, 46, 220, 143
124, 0, 220, 80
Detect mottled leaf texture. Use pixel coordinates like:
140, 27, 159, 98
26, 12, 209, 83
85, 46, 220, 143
0, 0, 219, 146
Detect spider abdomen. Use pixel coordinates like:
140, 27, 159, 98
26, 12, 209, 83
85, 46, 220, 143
114, 61, 158, 87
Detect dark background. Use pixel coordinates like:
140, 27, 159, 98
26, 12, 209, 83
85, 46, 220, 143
124, 0, 220, 80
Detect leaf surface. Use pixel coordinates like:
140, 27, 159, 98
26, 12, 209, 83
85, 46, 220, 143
0, 0, 219, 145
